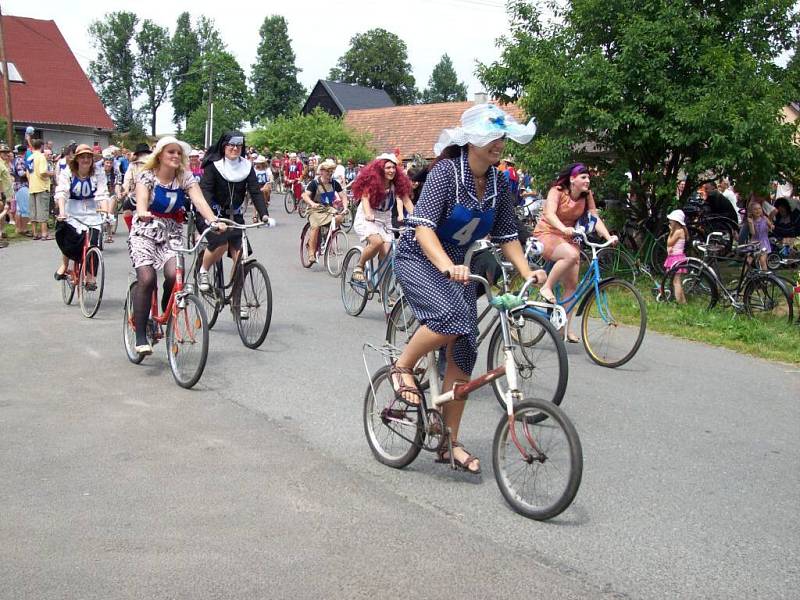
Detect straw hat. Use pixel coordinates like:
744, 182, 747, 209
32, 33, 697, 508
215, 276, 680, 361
69, 144, 100, 171
375, 152, 399, 165
317, 158, 336, 173
433, 103, 536, 156
0, 143, 11, 153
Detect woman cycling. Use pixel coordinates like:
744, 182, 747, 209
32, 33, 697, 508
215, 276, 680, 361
392, 103, 545, 474
128, 136, 224, 356
350, 153, 414, 282
53, 144, 109, 284
534, 163, 617, 342
302, 158, 347, 266
197, 132, 270, 315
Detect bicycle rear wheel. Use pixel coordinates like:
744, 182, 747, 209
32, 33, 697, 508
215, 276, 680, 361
580, 278, 647, 368
662, 262, 718, 310
744, 273, 794, 324
61, 268, 75, 305
79, 247, 104, 318
363, 365, 423, 468
487, 310, 568, 410
235, 261, 272, 349
341, 247, 368, 316
166, 293, 208, 389
493, 399, 582, 521
325, 229, 349, 277
123, 280, 145, 365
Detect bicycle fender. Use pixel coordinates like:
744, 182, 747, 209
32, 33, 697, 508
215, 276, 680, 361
575, 277, 617, 317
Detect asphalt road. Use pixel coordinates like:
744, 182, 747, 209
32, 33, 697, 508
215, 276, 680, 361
1, 201, 798, 599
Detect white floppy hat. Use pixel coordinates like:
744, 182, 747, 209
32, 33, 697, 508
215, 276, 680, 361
153, 135, 191, 158
433, 103, 537, 156
667, 209, 686, 226
254, 154, 268, 164
375, 152, 399, 165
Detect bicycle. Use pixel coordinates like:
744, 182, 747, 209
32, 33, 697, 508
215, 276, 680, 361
661, 233, 795, 324
192, 216, 275, 349
122, 223, 214, 389
595, 215, 668, 283
59, 213, 107, 318
340, 226, 401, 318
363, 270, 582, 521
300, 208, 350, 277
284, 178, 303, 214
531, 227, 648, 368
386, 240, 569, 410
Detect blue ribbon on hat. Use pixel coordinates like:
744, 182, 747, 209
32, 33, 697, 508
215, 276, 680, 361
489, 115, 507, 129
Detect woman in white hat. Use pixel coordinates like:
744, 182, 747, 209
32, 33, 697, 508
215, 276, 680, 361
128, 136, 225, 355
390, 103, 546, 474
350, 152, 414, 280
53, 144, 107, 283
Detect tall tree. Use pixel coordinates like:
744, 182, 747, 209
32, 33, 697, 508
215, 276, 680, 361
88, 12, 140, 131
479, 0, 800, 217
183, 50, 251, 146
250, 16, 305, 122
170, 12, 200, 127
329, 29, 417, 105
422, 54, 468, 103
135, 20, 172, 135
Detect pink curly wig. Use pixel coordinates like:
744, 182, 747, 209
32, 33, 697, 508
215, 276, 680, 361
351, 159, 412, 210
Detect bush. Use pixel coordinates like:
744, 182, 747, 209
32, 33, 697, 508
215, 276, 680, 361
248, 108, 374, 163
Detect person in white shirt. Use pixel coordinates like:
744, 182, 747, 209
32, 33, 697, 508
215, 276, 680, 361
719, 179, 740, 223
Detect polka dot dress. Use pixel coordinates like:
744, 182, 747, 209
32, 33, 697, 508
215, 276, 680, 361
394, 148, 519, 374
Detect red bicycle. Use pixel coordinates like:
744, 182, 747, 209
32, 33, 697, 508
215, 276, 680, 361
60, 214, 106, 318
122, 224, 216, 389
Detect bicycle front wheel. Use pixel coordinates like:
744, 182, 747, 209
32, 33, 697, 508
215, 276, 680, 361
166, 294, 209, 389
325, 229, 349, 277
363, 366, 423, 468
341, 247, 368, 316
284, 190, 296, 214
581, 279, 647, 368
61, 270, 75, 305
493, 399, 582, 521
235, 261, 273, 349
342, 206, 354, 233
195, 259, 222, 330
487, 310, 568, 410
744, 274, 794, 325
380, 265, 401, 317
79, 247, 104, 318
300, 223, 314, 268
298, 200, 309, 219
123, 280, 145, 365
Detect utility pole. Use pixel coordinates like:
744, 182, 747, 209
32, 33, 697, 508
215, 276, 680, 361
0, 5, 16, 146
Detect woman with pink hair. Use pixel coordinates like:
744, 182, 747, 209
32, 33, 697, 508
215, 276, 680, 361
350, 153, 414, 281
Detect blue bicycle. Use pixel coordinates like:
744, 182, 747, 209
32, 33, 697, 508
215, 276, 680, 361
340, 227, 402, 317
531, 227, 647, 368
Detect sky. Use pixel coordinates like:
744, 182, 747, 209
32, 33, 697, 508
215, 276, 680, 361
3, 0, 513, 134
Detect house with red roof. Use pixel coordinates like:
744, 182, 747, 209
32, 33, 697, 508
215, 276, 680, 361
0, 15, 114, 150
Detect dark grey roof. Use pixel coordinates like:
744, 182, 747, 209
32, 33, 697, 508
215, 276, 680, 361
319, 80, 395, 112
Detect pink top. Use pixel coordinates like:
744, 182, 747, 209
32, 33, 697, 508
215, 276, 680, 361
668, 238, 685, 256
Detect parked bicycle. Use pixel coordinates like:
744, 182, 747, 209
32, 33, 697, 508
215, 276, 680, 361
123, 223, 213, 389
363, 270, 582, 521
192, 215, 275, 349
59, 213, 108, 318
300, 208, 349, 277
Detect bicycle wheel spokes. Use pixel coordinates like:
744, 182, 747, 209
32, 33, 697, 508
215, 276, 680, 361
581, 279, 646, 368
744, 275, 794, 324
665, 263, 718, 310
166, 294, 208, 388
380, 266, 401, 316
79, 247, 104, 318
123, 281, 145, 364
300, 224, 314, 268
385, 295, 419, 346
363, 367, 423, 468
341, 247, 368, 316
196, 260, 221, 329
235, 261, 272, 349
325, 229, 349, 277
61, 269, 76, 305
492, 400, 582, 520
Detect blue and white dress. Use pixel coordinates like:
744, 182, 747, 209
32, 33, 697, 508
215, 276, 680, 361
394, 148, 518, 374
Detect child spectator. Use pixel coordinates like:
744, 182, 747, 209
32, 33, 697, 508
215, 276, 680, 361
664, 209, 688, 304
747, 201, 773, 270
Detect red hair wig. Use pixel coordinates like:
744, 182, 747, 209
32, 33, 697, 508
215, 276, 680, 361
351, 159, 412, 210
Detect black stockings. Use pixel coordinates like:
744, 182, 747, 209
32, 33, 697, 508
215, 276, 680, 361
133, 260, 177, 345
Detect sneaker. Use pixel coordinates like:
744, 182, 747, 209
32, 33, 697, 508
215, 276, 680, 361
198, 270, 210, 292
134, 343, 153, 356
240, 308, 249, 320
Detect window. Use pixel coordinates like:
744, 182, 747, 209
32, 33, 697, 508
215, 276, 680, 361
0, 62, 24, 83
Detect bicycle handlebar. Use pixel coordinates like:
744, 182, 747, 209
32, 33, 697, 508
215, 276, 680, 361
573, 226, 615, 249
216, 216, 276, 229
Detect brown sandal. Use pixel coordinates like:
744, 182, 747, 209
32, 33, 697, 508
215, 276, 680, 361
389, 363, 422, 407
436, 441, 481, 474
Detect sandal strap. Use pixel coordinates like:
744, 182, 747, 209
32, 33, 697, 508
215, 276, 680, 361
390, 365, 416, 376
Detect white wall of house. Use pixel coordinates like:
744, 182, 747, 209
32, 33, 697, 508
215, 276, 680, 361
11, 124, 111, 152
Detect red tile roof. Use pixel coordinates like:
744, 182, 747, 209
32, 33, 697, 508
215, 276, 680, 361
0, 16, 114, 130
344, 101, 526, 159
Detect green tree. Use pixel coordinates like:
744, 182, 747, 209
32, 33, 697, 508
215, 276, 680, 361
88, 11, 141, 131
479, 0, 800, 217
329, 29, 417, 105
135, 20, 172, 135
422, 54, 467, 103
248, 108, 373, 163
170, 12, 200, 127
250, 16, 305, 121
182, 50, 251, 146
